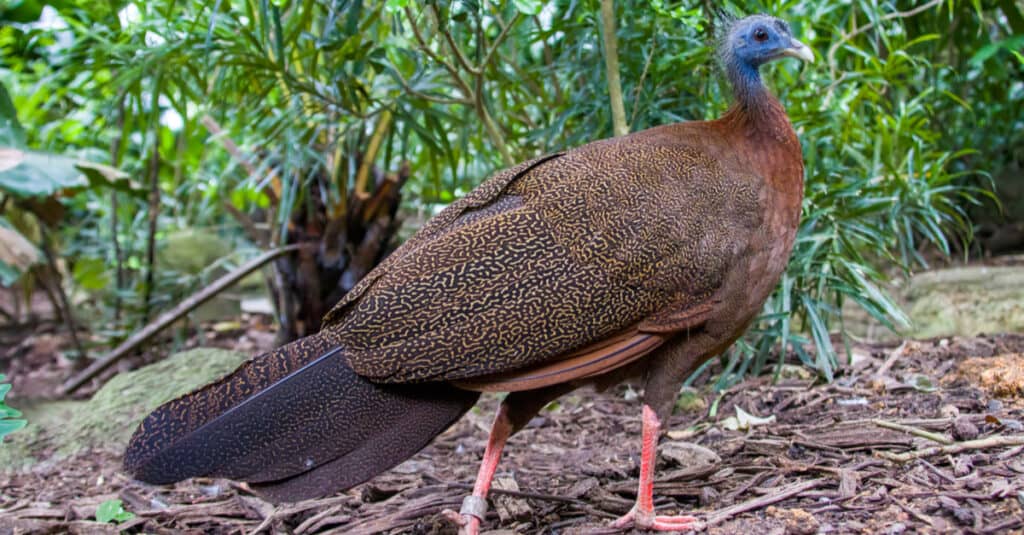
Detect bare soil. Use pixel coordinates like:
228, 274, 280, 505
2, 321, 1023, 534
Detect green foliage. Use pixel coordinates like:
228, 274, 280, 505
1, 0, 1020, 383
0, 78, 139, 287
0, 374, 26, 440
0, 81, 25, 146
95, 499, 134, 524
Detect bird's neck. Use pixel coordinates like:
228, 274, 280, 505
722, 63, 793, 142
718, 63, 804, 217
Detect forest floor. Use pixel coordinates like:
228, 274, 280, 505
2, 319, 1023, 534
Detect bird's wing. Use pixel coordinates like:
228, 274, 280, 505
451, 294, 724, 392
321, 152, 565, 326
323, 138, 761, 384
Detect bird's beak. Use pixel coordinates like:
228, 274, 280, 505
780, 38, 814, 63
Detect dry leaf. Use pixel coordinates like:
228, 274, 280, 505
721, 406, 776, 431
0, 225, 39, 270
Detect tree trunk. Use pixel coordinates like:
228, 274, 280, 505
273, 162, 411, 344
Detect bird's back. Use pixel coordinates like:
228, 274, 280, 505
323, 118, 793, 384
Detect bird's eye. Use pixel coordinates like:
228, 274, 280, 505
753, 28, 769, 42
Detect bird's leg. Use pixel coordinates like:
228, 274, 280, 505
442, 402, 513, 535
611, 404, 701, 531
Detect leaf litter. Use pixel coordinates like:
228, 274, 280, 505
1, 321, 1023, 534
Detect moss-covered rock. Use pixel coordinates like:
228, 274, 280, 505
905, 265, 1024, 339
0, 348, 249, 472
158, 229, 231, 275
843, 264, 1024, 342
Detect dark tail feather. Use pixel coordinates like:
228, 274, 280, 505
124, 334, 478, 501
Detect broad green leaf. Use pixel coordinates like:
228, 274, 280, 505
384, 0, 408, 13
0, 0, 44, 24
72, 257, 110, 291
0, 82, 26, 148
0, 262, 21, 287
0, 149, 85, 197
512, 0, 542, 16
0, 420, 26, 439
969, 35, 1024, 67
0, 374, 25, 440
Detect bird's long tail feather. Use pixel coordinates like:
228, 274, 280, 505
124, 333, 479, 502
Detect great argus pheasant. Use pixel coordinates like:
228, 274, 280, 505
124, 13, 813, 533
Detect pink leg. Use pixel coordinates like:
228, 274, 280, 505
442, 403, 513, 535
611, 405, 702, 532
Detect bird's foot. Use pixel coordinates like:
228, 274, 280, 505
610, 506, 702, 532
442, 495, 487, 535
441, 508, 481, 535
440, 506, 483, 532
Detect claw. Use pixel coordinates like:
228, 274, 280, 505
441, 508, 481, 535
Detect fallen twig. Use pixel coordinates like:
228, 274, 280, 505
704, 478, 827, 526
872, 419, 953, 445
892, 498, 940, 529
61, 243, 308, 394
872, 340, 912, 379
877, 435, 1024, 463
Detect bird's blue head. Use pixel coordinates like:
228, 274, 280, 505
720, 14, 813, 105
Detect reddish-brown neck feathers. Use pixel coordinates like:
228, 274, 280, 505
720, 94, 802, 181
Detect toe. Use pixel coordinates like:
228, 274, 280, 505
650, 514, 702, 531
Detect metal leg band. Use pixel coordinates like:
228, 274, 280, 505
459, 495, 488, 521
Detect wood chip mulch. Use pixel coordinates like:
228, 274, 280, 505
2, 335, 1023, 534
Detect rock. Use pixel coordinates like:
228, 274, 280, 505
0, 348, 249, 471
842, 264, 1024, 342
659, 441, 721, 470
906, 266, 1024, 339
158, 229, 231, 275
951, 416, 979, 441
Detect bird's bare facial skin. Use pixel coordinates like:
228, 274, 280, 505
732, 16, 812, 66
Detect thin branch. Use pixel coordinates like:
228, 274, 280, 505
480, 12, 522, 71
109, 92, 126, 322
37, 226, 85, 361
404, 6, 475, 100
600, 0, 628, 137
61, 244, 308, 394
629, 33, 657, 129
142, 127, 160, 324
441, 482, 584, 505
201, 115, 280, 207
222, 201, 266, 245
827, 0, 944, 81
391, 70, 472, 105
499, 50, 549, 106
705, 478, 827, 526
403, 4, 516, 164
877, 435, 1024, 463
476, 83, 514, 165
872, 419, 953, 446
435, 7, 480, 76
533, 16, 564, 106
